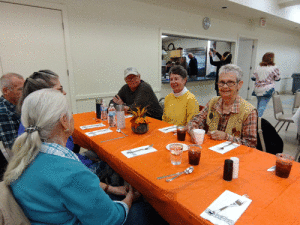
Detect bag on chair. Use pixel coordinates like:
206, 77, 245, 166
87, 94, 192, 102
257, 117, 284, 155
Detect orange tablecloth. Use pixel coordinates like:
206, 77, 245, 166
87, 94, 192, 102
73, 112, 300, 225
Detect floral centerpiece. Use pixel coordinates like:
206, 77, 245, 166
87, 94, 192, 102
130, 106, 150, 134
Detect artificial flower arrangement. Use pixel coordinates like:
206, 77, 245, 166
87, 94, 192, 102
130, 106, 150, 129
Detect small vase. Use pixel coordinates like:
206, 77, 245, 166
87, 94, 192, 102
131, 123, 149, 134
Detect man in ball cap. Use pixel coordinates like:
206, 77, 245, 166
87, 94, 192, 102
111, 67, 163, 120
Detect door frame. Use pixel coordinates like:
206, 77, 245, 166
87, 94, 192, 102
237, 35, 258, 100
1, 0, 77, 113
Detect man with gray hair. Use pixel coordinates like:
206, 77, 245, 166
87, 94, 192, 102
187, 64, 257, 148
0, 73, 25, 149
110, 67, 163, 120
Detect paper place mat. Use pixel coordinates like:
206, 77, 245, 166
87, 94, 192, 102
209, 141, 240, 154
159, 125, 177, 133
85, 128, 112, 137
80, 123, 106, 130
201, 190, 252, 225
125, 115, 133, 118
122, 145, 157, 158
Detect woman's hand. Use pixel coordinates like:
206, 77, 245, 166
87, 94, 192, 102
126, 185, 141, 202
208, 130, 227, 140
113, 95, 124, 105
108, 186, 128, 196
209, 51, 213, 57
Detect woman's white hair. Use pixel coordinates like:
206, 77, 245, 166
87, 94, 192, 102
219, 64, 243, 82
4, 89, 72, 184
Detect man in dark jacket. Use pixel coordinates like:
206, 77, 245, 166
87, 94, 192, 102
188, 53, 198, 76
111, 67, 163, 120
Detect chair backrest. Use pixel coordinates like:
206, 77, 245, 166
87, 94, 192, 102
256, 118, 284, 155
272, 91, 284, 119
158, 97, 165, 111
0, 182, 31, 224
292, 90, 300, 114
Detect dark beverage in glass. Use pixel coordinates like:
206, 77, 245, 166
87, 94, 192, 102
177, 126, 186, 141
188, 150, 201, 165
275, 153, 294, 178
276, 161, 292, 178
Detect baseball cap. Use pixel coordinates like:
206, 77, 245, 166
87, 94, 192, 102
124, 67, 139, 79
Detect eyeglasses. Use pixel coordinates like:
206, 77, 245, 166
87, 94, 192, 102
125, 76, 138, 82
218, 81, 237, 87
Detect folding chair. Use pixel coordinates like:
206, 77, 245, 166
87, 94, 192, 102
272, 91, 294, 132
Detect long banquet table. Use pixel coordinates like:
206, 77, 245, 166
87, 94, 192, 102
73, 112, 300, 225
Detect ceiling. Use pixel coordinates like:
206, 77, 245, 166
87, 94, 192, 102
133, 0, 300, 32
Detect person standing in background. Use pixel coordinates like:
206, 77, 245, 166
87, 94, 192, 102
188, 53, 198, 76
209, 49, 232, 96
251, 52, 280, 117
180, 57, 188, 70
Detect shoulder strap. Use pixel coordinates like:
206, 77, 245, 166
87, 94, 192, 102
257, 118, 266, 152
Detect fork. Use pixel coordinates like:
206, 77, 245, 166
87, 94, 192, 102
219, 142, 234, 150
127, 144, 154, 154
216, 199, 244, 213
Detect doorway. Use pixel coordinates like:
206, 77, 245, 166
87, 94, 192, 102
0, 2, 71, 105
237, 37, 257, 100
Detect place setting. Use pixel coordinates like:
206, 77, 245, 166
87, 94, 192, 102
201, 190, 252, 225
122, 144, 157, 158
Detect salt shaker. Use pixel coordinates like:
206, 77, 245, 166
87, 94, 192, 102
223, 159, 233, 181
230, 157, 239, 179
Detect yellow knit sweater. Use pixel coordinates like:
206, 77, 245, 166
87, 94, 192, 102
163, 90, 199, 126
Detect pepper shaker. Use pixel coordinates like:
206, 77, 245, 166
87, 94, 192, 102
223, 159, 233, 181
96, 98, 103, 119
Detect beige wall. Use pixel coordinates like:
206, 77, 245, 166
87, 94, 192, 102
2, 0, 300, 112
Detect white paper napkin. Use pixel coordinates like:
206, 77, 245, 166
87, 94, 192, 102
209, 141, 240, 154
125, 115, 133, 118
159, 125, 177, 133
122, 145, 157, 158
80, 123, 106, 130
267, 165, 276, 171
85, 128, 112, 137
201, 190, 252, 225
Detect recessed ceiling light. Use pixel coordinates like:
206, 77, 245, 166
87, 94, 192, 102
222, 6, 227, 9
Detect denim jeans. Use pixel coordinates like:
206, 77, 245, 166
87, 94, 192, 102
256, 96, 272, 117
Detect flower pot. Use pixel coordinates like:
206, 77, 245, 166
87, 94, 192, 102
131, 123, 149, 134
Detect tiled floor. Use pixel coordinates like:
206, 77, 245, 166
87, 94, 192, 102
161, 84, 299, 159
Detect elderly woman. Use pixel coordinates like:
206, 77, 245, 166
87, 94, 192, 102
162, 65, 199, 126
252, 52, 280, 117
4, 89, 164, 224
187, 64, 257, 148
17, 70, 124, 186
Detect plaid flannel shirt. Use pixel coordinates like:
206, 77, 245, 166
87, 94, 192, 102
187, 96, 257, 148
0, 96, 20, 149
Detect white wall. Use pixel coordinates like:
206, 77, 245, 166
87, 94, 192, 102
3, 0, 300, 112
64, 0, 300, 112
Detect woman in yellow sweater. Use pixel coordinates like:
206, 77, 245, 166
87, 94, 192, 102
162, 65, 199, 126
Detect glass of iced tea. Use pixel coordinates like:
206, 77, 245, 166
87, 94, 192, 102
275, 153, 294, 178
188, 144, 201, 166
177, 126, 186, 141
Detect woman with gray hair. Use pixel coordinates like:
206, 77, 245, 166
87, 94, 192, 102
3, 89, 162, 224
187, 64, 257, 148
16, 70, 111, 181
162, 65, 199, 126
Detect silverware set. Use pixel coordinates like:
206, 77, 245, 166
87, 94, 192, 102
218, 142, 234, 150
127, 144, 154, 154
157, 166, 194, 182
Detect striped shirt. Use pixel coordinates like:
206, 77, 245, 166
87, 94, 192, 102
187, 96, 257, 148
